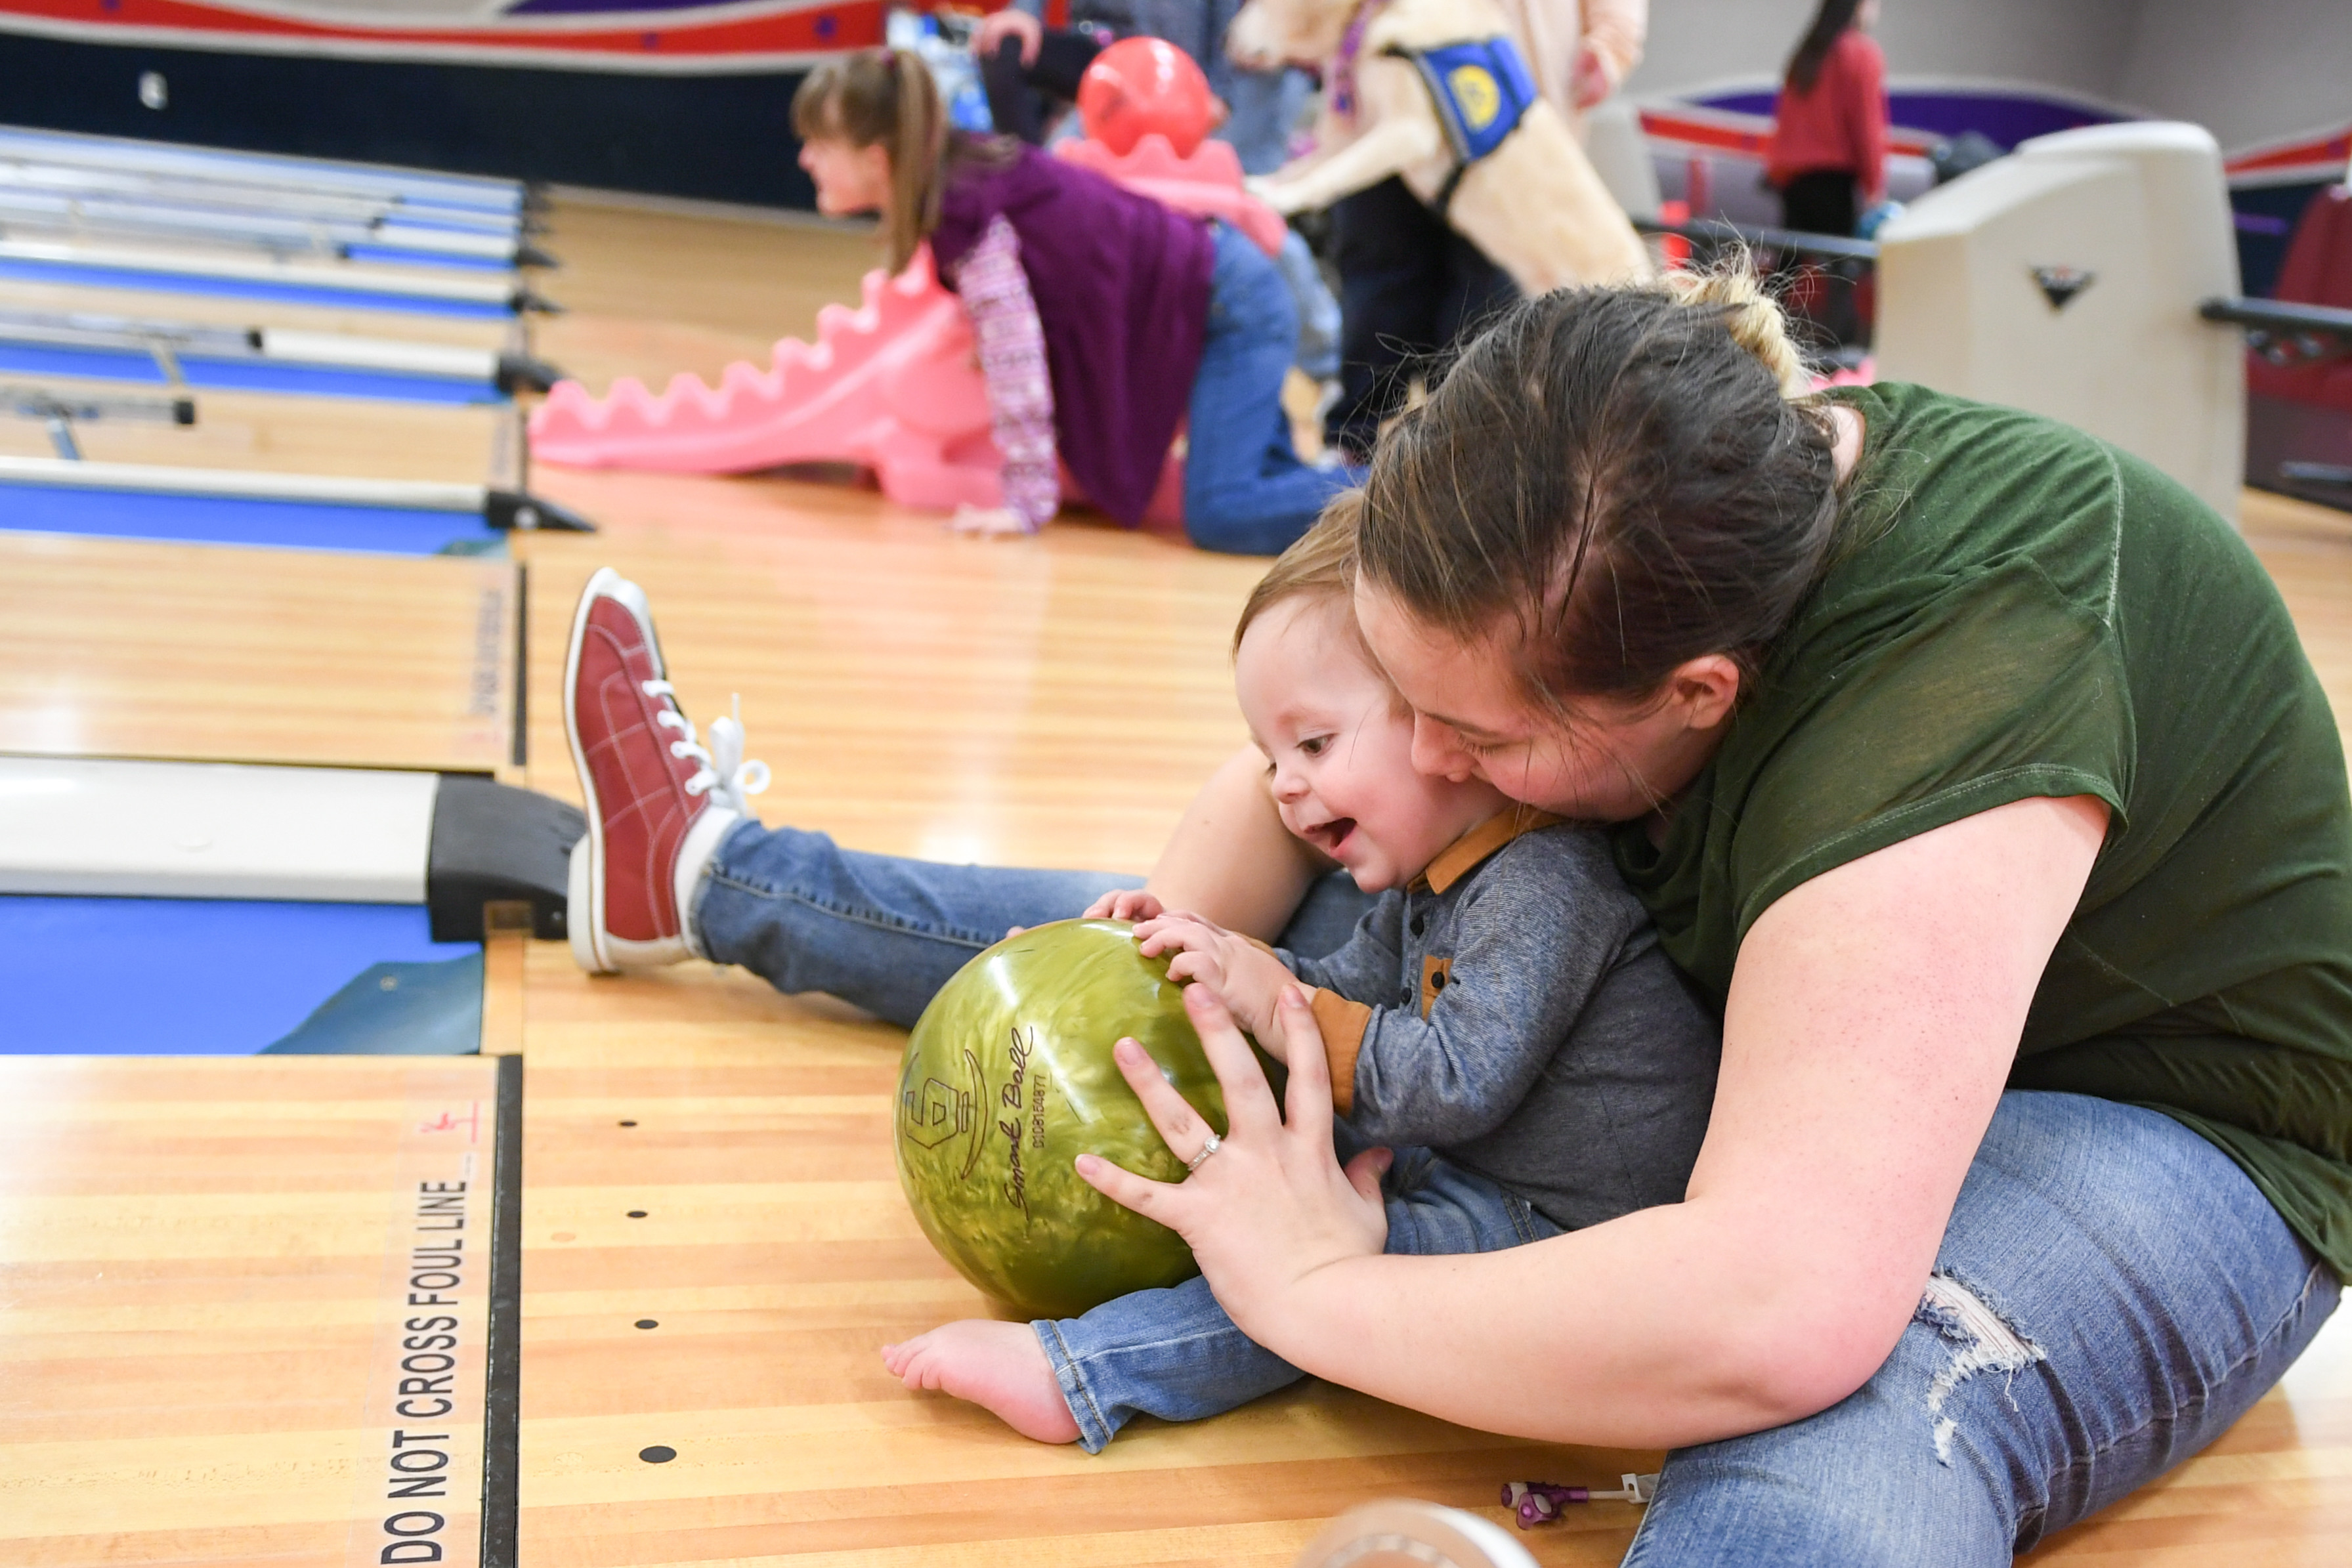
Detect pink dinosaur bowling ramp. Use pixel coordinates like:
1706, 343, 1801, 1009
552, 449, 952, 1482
528, 247, 1005, 512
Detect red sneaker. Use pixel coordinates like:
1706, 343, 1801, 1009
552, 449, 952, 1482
563, 568, 765, 973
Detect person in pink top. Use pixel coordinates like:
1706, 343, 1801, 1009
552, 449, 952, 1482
1765, 0, 1889, 238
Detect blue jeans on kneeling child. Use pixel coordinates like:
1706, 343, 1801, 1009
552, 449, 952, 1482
1038, 1142, 1559, 1452
1182, 221, 1357, 557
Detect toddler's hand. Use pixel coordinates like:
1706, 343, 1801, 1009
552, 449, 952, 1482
1134, 914, 1293, 1048
1082, 888, 1166, 923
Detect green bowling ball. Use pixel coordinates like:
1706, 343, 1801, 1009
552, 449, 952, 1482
893, 917, 1222, 1319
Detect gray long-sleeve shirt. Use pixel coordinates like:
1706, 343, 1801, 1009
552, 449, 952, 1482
1288, 811, 1719, 1232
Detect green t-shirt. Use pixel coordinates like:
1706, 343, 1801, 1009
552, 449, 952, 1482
1613, 381, 2352, 1278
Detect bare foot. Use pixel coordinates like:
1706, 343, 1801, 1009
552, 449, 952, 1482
880, 1319, 1081, 1445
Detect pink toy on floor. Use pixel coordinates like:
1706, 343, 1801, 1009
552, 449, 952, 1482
530, 246, 1005, 512
530, 244, 1187, 524
1056, 133, 1291, 257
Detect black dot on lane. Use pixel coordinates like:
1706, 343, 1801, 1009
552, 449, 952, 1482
635, 1319, 658, 1330
618, 1120, 637, 1127
626, 1210, 647, 1218
639, 1445, 676, 1464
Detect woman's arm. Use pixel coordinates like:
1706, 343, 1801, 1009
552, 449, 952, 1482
1143, 744, 1332, 940
1087, 794, 2108, 1447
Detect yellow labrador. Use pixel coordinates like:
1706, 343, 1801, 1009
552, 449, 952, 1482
1231, 0, 1650, 291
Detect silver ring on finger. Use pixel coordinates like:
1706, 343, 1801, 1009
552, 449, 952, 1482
1185, 1131, 1222, 1174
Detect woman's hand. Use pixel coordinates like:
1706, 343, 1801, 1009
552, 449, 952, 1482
1082, 888, 1166, 923
1132, 912, 1296, 1046
1076, 985, 1390, 1344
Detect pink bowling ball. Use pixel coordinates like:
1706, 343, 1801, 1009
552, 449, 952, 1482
1078, 37, 1215, 159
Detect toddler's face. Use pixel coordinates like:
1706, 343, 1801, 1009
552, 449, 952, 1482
1235, 597, 1509, 893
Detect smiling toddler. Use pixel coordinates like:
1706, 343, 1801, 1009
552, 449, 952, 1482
881, 505, 1721, 1450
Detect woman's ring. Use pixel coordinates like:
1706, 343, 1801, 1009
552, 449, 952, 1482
1186, 1132, 1222, 1173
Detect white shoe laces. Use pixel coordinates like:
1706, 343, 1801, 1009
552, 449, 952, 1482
642, 681, 771, 817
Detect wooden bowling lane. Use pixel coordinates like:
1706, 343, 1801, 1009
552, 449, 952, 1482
512, 475, 1266, 875
0, 531, 517, 773
0, 375, 518, 485
513, 950, 1657, 1567
501, 477, 2352, 1567
0, 1054, 512, 1568
530, 192, 877, 397
499, 442, 1646, 1561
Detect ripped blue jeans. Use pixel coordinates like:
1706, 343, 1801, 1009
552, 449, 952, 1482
1625, 1090, 2341, 1565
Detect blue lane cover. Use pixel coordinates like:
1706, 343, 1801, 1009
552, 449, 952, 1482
0, 342, 500, 406
0, 485, 502, 556
262, 956, 484, 1055
0, 897, 479, 1056
342, 245, 514, 273
1394, 37, 1539, 165
0, 257, 511, 318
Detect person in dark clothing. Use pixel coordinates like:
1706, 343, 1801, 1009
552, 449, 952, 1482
1323, 179, 1520, 463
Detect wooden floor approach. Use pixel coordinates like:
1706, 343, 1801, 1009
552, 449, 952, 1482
3, 193, 2350, 1565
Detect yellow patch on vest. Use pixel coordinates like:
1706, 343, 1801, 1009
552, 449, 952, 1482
1446, 64, 1503, 133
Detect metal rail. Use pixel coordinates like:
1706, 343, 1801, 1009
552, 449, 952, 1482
0, 189, 553, 268
0, 453, 594, 531
0, 308, 561, 393
0, 383, 193, 459
1633, 213, 1882, 263
2198, 297, 2352, 364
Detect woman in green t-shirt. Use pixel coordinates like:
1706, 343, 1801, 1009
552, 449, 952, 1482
1067, 272, 2352, 1559
556, 265, 2348, 1558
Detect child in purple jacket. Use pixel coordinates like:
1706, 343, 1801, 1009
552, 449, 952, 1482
794, 47, 1348, 556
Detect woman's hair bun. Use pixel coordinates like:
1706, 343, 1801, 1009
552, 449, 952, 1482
1662, 262, 1814, 401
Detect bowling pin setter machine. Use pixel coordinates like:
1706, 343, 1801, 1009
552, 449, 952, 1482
1637, 122, 2352, 522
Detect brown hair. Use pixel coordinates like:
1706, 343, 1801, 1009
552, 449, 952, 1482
1786, 0, 1864, 94
792, 48, 1013, 273
1354, 267, 1839, 712
1234, 495, 1366, 656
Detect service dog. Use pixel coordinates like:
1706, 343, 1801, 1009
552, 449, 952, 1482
1230, 0, 1650, 292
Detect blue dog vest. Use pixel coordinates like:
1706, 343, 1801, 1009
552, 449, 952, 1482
1388, 36, 1539, 168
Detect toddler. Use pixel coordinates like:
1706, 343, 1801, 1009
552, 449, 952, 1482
881, 507, 1719, 1450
